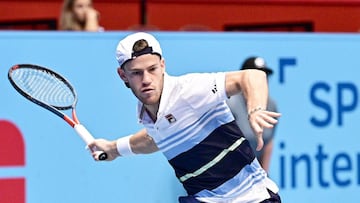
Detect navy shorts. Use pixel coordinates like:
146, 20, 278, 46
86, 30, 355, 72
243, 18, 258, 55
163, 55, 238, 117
178, 195, 200, 203
259, 189, 281, 203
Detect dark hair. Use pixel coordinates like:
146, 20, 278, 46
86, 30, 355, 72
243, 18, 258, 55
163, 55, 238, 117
133, 39, 149, 52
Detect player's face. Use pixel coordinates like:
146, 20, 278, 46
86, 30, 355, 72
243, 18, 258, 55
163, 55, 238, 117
72, 0, 92, 22
118, 54, 165, 106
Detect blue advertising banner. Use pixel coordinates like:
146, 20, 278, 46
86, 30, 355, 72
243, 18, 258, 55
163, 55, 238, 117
0, 31, 359, 203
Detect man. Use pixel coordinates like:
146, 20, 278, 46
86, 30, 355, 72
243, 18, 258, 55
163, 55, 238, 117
227, 57, 278, 172
89, 32, 281, 203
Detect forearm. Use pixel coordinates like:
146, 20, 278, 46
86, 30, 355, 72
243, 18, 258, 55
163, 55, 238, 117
89, 129, 158, 161
239, 69, 268, 111
129, 128, 159, 154
226, 69, 268, 110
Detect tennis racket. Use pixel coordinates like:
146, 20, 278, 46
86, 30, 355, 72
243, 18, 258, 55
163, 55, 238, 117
8, 64, 107, 160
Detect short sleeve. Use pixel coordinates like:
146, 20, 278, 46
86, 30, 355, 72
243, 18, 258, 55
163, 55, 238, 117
179, 72, 227, 110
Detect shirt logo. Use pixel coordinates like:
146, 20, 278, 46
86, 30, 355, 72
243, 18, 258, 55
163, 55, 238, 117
165, 114, 177, 124
212, 83, 218, 94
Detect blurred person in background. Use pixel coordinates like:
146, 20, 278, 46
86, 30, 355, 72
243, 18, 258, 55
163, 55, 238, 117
227, 57, 278, 172
59, 0, 103, 31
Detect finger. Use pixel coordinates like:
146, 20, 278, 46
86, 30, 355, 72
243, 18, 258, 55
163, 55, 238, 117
92, 153, 99, 161
251, 123, 264, 140
87, 141, 95, 149
256, 135, 264, 151
251, 121, 264, 151
248, 110, 280, 123
263, 111, 281, 118
87, 144, 98, 153
255, 116, 274, 129
250, 123, 265, 151
265, 115, 278, 124
255, 111, 280, 125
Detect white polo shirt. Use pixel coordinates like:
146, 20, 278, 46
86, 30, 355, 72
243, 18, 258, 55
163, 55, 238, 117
137, 73, 279, 203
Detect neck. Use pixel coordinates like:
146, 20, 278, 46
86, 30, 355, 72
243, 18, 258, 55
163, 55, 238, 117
144, 103, 159, 122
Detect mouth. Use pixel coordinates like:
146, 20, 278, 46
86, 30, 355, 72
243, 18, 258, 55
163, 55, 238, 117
141, 88, 154, 93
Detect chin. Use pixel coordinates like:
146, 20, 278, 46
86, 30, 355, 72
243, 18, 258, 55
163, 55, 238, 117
141, 97, 159, 105
142, 100, 158, 105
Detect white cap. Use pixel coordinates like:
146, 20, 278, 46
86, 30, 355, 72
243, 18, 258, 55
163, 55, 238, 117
116, 32, 162, 67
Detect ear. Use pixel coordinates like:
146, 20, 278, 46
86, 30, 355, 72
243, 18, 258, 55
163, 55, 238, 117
117, 67, 128, 82
117, 67, 131, 88
160, 58, 166, 72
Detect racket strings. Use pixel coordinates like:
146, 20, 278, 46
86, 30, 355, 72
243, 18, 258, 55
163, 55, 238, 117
11, 68, 75, 108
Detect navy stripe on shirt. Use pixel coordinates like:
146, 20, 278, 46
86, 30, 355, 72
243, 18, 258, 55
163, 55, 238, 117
168, 121, 255, 195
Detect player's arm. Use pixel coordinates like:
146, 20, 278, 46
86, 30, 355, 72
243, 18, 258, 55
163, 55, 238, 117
129, 128, 159, 154
88, 128, 158, 161
225, 69, 280, 150
225, 69, 268, 107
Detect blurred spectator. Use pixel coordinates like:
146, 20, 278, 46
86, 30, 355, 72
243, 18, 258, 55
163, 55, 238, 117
59, 0, 103, 31
227, 57, 278, 172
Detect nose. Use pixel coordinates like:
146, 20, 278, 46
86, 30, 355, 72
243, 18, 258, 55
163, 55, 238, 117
142, 70, 152, 85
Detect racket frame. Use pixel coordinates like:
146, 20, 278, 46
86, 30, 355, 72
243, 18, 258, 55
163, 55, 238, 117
8, 64, 106, 160
8, 64, 79, 126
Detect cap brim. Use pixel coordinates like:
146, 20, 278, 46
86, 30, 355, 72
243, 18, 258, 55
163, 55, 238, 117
264, 68, 273, 75
241, 66, 273, 75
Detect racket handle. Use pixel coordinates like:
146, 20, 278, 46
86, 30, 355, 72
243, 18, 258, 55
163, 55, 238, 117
74, 124, 108, 160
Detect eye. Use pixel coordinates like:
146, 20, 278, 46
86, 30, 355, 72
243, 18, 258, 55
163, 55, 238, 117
132, 71, 142, 76
149, 66, 157, 72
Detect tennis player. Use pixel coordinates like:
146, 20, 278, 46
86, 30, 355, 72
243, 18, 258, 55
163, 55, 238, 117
89, 32, 281, 203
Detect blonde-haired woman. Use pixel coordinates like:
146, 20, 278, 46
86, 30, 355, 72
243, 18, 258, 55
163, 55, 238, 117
59, 0, 103, 31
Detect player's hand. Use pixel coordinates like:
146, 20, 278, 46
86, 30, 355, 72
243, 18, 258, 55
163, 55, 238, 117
248, 110, 281, 151
88, 139, 119, 161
